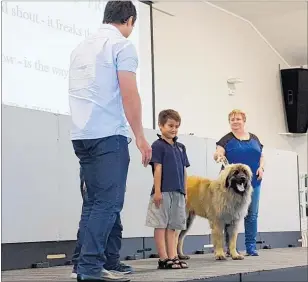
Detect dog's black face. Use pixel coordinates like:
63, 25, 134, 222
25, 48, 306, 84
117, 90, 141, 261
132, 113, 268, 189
226, 166, 251, 195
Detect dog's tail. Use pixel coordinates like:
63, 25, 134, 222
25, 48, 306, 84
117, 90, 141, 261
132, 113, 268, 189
177, 210, 195, 258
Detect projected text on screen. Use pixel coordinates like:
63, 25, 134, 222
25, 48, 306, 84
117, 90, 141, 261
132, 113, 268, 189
2, 1, 153, 128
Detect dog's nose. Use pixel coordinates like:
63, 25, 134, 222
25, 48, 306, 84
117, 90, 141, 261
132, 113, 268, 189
240, 176, 246, 183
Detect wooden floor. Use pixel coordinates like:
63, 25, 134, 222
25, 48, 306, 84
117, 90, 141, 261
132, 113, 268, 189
2, 248, 307, 282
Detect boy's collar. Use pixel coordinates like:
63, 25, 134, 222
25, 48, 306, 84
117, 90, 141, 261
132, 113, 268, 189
157, 134, 178, 142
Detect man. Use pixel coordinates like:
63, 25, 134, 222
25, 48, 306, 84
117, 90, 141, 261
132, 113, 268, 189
68, 1, 152, 281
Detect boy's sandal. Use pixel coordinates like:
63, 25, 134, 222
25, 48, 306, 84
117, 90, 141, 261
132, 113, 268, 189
178, 254, 190, 260
157, 258, 181, 269
172, 257, 189, 269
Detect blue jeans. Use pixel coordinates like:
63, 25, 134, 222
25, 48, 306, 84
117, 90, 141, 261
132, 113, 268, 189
225, 183, 261, 250
72, 167, 124, 272
244, 183, 261, 249
71, 167, 86, 272
72, 135, 130, 277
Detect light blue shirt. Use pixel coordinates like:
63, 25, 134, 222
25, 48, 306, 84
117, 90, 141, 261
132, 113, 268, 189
68, 24, 138, 140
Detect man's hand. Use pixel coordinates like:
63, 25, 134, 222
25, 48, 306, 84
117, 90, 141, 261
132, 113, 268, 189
136, 136, 152, 167
153, 192, 163, 208
256, 167, 264, 180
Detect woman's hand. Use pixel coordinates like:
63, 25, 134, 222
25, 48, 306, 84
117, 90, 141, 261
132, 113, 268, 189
214, 146, 226, 163
214, 152, 225, 163
153, 192, 163, 208
256, 167, 264, 180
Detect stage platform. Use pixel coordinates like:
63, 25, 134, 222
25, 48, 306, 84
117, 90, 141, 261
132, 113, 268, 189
2, 247, 307, 282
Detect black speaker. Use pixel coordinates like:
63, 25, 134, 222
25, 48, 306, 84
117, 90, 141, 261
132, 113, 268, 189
280, 68, 308, 134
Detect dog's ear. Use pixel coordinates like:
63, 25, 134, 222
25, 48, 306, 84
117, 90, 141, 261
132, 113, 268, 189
224, 168, 232, 188
243, 165, 253, 186
225, 172, 231, 188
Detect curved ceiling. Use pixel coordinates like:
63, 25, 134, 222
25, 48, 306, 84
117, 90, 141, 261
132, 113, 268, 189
207, 0, 307, 66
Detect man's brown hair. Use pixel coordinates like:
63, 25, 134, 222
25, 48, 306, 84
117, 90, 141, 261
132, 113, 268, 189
158, 109, 181, 126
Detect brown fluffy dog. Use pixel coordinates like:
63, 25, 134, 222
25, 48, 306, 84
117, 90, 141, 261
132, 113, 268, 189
177, 163, 253, 261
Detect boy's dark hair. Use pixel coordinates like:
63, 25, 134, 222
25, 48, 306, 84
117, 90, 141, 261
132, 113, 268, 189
103, 1, 137, 25
158, 109, 181, 126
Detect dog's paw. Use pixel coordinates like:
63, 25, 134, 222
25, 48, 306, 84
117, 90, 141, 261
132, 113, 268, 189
215, 253, 227, 261
231, 253, 244, 260
178, 254, 190, 260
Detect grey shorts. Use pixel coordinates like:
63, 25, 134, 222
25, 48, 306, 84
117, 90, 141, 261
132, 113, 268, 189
145, 192, 187, 230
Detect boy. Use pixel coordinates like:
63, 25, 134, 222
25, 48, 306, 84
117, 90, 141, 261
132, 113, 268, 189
145, 109, 190, 270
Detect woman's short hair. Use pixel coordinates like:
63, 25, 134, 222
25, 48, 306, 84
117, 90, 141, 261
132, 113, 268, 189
228, 109, 246, 122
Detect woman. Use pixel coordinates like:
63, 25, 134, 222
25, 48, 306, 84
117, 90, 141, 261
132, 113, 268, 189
214, 109, 265, 256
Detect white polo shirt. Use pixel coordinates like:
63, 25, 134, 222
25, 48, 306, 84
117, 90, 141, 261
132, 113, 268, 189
68, 24, 138, 140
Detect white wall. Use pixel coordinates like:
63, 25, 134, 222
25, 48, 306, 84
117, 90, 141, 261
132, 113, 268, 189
152, 1, 307, 172
2, 105, 300, 243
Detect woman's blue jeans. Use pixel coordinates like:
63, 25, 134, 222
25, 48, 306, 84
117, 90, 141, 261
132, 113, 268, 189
244, 183, 261, 249
225, 183, 261, 251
